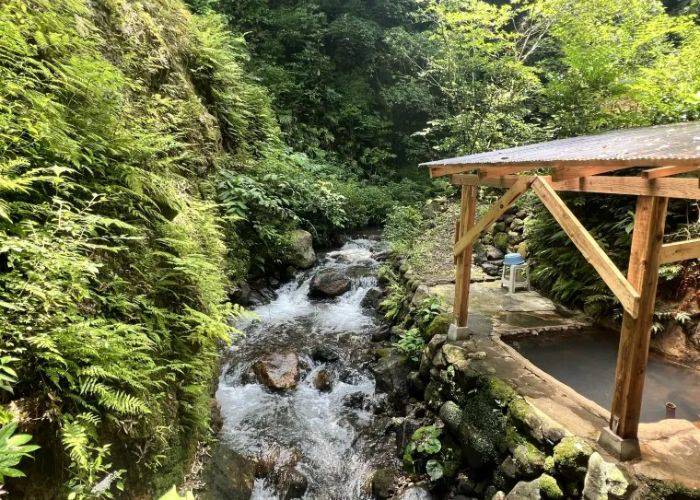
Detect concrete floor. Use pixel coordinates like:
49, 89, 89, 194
432, 277, 700, 491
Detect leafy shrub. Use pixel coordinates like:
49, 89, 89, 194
384, 206, 425, 252
393, 328, 425, 362
0, 422, 39, 484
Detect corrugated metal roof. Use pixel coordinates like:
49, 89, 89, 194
421, 121, 700, 169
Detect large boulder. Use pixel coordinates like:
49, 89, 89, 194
582, 452, 629, 499
506, 474, 563, 499
253, 352, 300, 390
286, 229, 316, 269
372, 351, 411, 402
308, 268, 351, 298
206, 446, 256, 500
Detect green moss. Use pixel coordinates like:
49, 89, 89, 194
552, 436, 593, 480
425, 312, 452, 339
537, 473, 564, 499
493, 232, 509, 252
485, 377, 517, 407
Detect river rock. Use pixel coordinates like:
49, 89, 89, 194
371, 468, 398, 499
582, 452, 629, 499
286, 229, 316, 269
253, 352, 299, 390
372, 351, 410, 402
311, 345, 339, 363
398, 486, 433, 499
481, 262, 501, 276
313, 368, 332, 392
206, 446, 256, 500
485, 245, 504, 261
308, 268, 351, 298
361, 287, 383, 309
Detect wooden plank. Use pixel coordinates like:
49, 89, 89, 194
453, 185, 477, 327
659, 239, 700, 264
453, 177, 532, 257
641, 164, 700, 179
478, 165, 538, 178
551, 164, 638, 181
609, 196, 668, 440
452, 174, 700, 199
430, 165, 478, 178
531, 177, 641, 318
550, 176, 700, 199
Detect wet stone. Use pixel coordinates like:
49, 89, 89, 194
253, 352, 300, 390
308, 268, 351, 298
313, 369, 332, 392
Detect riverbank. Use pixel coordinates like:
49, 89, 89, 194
373, 200, 700, 499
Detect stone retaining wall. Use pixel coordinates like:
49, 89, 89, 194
372, 253, 676, 500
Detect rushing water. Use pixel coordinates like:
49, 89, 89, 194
215, 237, 392, 499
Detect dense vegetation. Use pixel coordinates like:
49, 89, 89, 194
1, 0, 699, 497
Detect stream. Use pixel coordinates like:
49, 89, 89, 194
213, 237, 395, 499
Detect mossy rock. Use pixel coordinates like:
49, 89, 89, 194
439, 401, 464, 435
425, 312, 452, 339
371, 468, 398, 499
484, 377, 518, 408
493, 232, 509, 252
424, 379, 445, 410
552, 436, 593, 482
537, 473, 564, 499
512, 442, 546, 478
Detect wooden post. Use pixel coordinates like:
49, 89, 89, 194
454, 185, 477, 327
609, 195, 668, 439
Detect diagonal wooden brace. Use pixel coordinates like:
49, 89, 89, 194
531, 177, 641, 318
453, 177, 532, 257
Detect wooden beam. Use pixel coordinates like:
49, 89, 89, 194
478, 165, 538, 178
453, 177, 532, 257
452, 174, 700, 199
425, 157, 700, 177
659, 239, 700, 264
531, 177, 641, 318
552, 164, 638, 181
609, 196, 668, 440
641, 164, 700, 179
430, 165, 477, 178
454, 185, 477, 327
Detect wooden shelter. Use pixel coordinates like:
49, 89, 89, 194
421, 121, 700, 459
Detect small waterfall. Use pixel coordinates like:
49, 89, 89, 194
215, 238, 392, 499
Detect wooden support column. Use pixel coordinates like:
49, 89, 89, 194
609, 195, 668, 440
453, 185, 477, 327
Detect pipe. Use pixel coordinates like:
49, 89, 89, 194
666, 402, 677, 419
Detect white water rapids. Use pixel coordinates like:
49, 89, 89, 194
215, 238, 392, 499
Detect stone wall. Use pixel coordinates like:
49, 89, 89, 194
374, 255, 642, 500
474, 207, 529, 278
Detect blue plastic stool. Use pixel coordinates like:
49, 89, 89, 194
501, 253, 530, 293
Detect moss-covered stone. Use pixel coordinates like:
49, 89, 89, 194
424, 379, 445, 410
552, 436, 593, 482
371, 468, 398, 499
425, 312, 452, 339
439, 401, 464, 435
493, 232, 509, 252
512, 442, 546, 477
537, 473, 564, 499
485, 377, 518, 408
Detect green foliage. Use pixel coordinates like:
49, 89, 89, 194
403, 424, 443, 476
384, 206, 424, 252
0, 422, 39, 484
414, 296, 446, 330
393, 328, 425, 362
